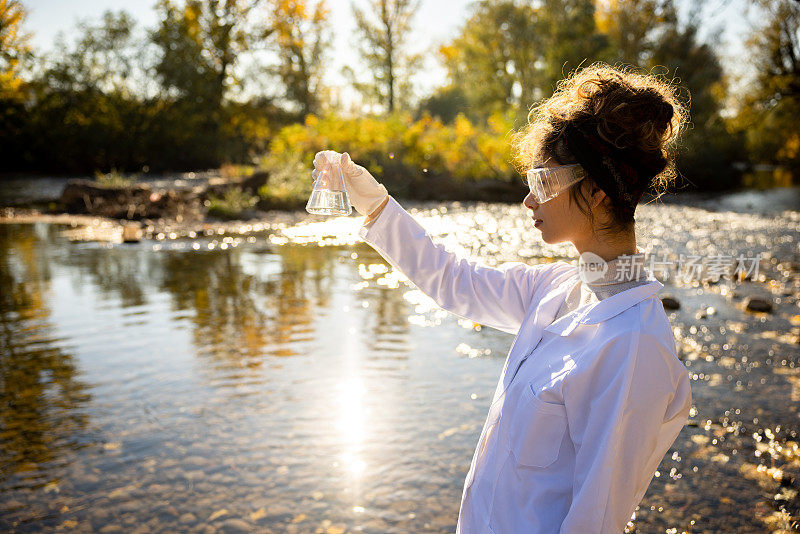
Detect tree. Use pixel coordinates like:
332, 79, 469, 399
536, 0, 611, 90
737, 0, 800, 175
0, 0, 31, 99
440, 0, 609, 120
151, 0, 256, 107
44, 11, 144, 96
440, 1, 541, 118
349, 0, 421, 112
593, 0, 741, 189
269, 0, 330, 116
151, 0, 266, 165
594, 0, 674, 66
752, 0, 800, 101
0, 10, 158, 173
415, 85, 469, 123
647, 6, 742, 189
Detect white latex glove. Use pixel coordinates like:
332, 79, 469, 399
313, 150, 388, 217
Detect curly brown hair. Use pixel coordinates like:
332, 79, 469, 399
512, 62, 688, 237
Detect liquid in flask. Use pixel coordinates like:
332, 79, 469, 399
306, 153, 352, 216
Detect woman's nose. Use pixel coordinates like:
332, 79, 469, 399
523, 192, 539, 210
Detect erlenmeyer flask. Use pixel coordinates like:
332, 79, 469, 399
306, 152, 352, 216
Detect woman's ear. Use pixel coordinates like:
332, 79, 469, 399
587, 182, 607, 210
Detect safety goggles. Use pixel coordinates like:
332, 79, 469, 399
524, 164, 587, 204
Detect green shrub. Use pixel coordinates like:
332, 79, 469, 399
94, 168, 135, 187
220, 163, 256, 180
206, 186, 259, 219
256, 152, 312, 208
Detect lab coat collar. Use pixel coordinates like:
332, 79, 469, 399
543, 278, 664, 337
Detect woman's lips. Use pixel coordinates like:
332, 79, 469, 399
533, 217, 543, 227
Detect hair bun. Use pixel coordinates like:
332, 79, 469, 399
513, 62, 688, 224
655, 99, 674, 134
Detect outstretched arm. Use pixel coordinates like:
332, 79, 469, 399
314, 149, 557, 335
358, 195, 555, 335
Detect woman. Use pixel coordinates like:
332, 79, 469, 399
314, 63, 692, 533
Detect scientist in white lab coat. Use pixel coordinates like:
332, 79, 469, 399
314, 63, 693, 533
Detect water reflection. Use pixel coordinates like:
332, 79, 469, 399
157, 246, 325, 361
0, 224, 93, 490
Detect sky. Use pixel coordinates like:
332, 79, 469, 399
21, 0, 755, 104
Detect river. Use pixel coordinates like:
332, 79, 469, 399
1, 186, 799, 532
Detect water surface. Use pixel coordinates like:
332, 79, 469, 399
1, 190, 799, 533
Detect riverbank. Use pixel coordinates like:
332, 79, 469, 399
2, 173, 798, 245
0, 170, 311, 242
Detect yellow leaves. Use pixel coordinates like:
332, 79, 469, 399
264, 112, 515, 186
486, 110, 512, 136
454, 114, 475, 138
0, 1, 29, 47
273, 0, 326, 28
0, 71, 23, 97
709, 80, 728, 111
269, 123, 312, 155
594, 16, 610, 35
593, 0, 629, 34
276, 0, 308, 19
312, 1, 329, 23
0, 0, 31, 95
778, 132, 800, 160
439, 44, 458, 61
183, 2, 202, 33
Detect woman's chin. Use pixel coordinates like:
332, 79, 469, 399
539, 231, 567, 245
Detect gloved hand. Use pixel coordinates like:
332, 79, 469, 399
313, 150, 388, 217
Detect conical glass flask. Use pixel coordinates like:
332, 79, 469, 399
306, 153, 352, 216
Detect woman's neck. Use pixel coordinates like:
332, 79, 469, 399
572, 231, 639, 263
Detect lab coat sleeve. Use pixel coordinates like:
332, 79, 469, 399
559, 329, 692, 533
357, 196, 553, 335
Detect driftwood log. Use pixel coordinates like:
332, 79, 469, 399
58, 169, 271, 221
60, 179, 204, 221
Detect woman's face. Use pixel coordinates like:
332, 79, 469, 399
522, 161, 597, 245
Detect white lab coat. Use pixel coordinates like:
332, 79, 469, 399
357, 197, 692, 533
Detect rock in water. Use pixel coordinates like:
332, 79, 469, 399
216, 518, 252, 533
121, 224, 143, 243
660, 295, 680, 310
744, 296, 773, 313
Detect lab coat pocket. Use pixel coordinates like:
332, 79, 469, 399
509, 384, 567, 468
